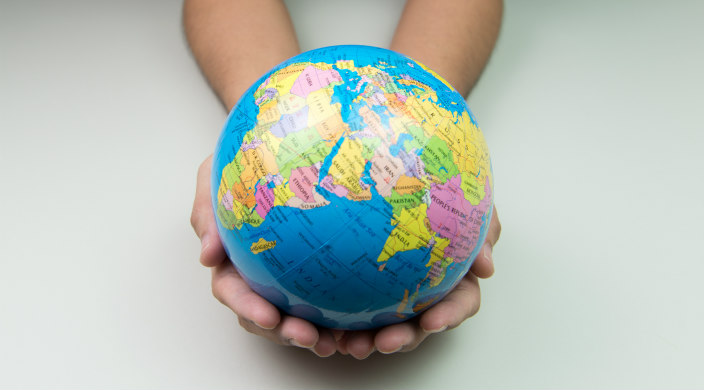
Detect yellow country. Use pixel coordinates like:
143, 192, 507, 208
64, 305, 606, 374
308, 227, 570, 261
377, 204, 432, 263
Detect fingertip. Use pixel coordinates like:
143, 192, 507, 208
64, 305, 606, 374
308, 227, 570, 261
336, 332, 350, 355
311, 330, 337, 357
482, 241, 494, 264
470, 244, 494, 278
488, 205, 502, 242
419, 277, 480, 333
251, 309, 281, 331
350, 345, 375, 360
419, 314, 449, 334
345, 331, 376, 360
375, 324, 413, 354
242, 297, 281, 331
200, 233, 227, 267
192, 154, 221, 266
281, 317, 319, 349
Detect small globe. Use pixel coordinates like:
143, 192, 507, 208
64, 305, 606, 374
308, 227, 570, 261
211, 45, 493, 330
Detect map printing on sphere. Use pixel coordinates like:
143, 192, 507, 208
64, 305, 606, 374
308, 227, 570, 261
211, 45, 493, 330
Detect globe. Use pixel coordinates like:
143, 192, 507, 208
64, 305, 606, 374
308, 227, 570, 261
211, 45, 493, 330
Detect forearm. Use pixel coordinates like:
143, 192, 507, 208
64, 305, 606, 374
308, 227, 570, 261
183, 0, 300, 110
391, 0, 503, 97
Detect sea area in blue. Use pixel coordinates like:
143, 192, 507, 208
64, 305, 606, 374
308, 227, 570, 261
370, 105, 391, 128
389, 133, 413, 157
331, 71, 366, 132
223, 182, 407, 328
217, 155, 446, 329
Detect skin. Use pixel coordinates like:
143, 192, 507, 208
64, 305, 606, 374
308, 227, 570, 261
184, 0, 503, 359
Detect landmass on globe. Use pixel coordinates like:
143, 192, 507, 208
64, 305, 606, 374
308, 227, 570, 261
211, 45, 493, 330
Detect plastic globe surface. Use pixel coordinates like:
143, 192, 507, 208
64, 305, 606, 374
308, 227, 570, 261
212, 45, 493, 330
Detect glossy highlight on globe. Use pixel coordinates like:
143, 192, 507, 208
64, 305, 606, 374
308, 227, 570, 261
211, 45, 493, 330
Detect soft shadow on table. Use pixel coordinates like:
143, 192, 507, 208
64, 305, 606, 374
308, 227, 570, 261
260, 328, 473, 388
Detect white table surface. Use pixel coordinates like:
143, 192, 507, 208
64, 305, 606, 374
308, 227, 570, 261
2, 0, 703, 388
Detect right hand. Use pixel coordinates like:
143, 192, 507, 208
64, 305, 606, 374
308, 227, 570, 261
191, 155, 501, 359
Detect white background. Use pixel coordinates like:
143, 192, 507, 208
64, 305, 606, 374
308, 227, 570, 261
1, 0, 703, 388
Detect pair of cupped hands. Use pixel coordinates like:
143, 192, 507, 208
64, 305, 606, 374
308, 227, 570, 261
190, 155, 501, 359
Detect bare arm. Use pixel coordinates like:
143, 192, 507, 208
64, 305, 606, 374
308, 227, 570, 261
391, 0, 503, 97
183, 0, 300, 110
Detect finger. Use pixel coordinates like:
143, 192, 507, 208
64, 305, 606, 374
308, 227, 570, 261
211, 261, 281, 330
311, 328, 337, 357
236, 314, 320, 352
335, 331, 349, 355
190, 155, 227, 267
237, 315, 283, 344
190, 155, 214, 240
344, 330, 376, 360
470, 243, 494, 279
375, 320, 428, 354
212, 262, 324, 352
471, 205, 501, 278
486, 205, 501, 245
419, 273, 481, 333
276, 315, 320, 349
331, 329, 345, 344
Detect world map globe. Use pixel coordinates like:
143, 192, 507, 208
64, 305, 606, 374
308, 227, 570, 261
211, 45, 493, 330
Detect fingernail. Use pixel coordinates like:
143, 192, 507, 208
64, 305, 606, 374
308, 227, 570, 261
289, 338, 315, 349
379, 345, 404, 354
288, 338, 305, 348
423, 325, 448, 334
310, 347, 335, 358
253, 320, 276, 330
482, 243, 493, 263
310, 348, 323, 357
201, 234, 210, 252
355, 347, 376, 360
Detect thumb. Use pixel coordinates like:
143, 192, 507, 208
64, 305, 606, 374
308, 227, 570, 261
190, 155, 227, 267
470, 205, 501, 278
